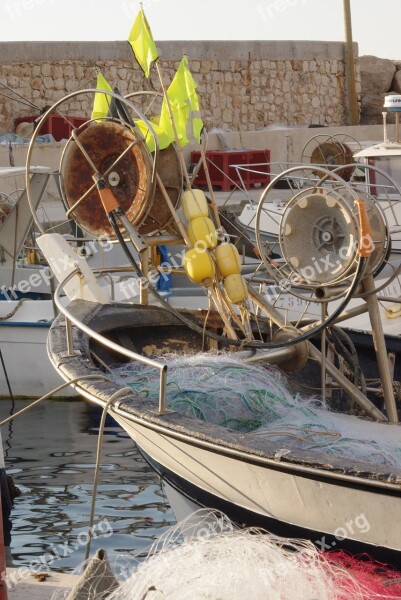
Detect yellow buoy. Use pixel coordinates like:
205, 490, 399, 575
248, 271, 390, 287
188, 217, 217, 250
181, 189, 209, 221
224, 274, 248, 304
27, 249, 40, 265
215, 243, 241, 277
183, 248, 215, 283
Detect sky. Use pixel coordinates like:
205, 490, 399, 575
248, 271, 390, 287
2, 0, 400, 61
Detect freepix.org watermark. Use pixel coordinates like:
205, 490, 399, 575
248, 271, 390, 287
263, 233, 375, 303
257, 0, 309, 21
1, 518, 113, 590
315, 513, 371, 552
0, 237, 114, 302
5, 0, 56, 20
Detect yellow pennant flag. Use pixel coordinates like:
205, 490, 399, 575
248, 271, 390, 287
179, 56, 203, 143
134, 116, 173, 153
91, 73, 113, 121
159, 56, 204, 148
128, 8, 158, 78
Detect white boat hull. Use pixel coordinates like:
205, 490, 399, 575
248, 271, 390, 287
111, 409, 401, 565
0, 300, 75, 398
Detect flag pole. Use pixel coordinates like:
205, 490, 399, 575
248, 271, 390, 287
127, 6, 193, 243
154, 59, 237, 333
198, 130, 222, 231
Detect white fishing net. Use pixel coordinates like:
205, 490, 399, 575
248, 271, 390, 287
51, 510, 400, 600
109, 512, 362, 599
110, 353, 401, 472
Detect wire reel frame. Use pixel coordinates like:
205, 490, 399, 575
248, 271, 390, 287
329, 161, 401, 297
301, 133, 362, 182
250, 166, 382, 340
25, 89, 160, 238
255, 165, 374, 297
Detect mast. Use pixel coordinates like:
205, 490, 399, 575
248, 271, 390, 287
343, 0, 359, 125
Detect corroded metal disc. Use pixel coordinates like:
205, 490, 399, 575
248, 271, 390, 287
62, 121, 153, 238
139, 144, 183, 235
310, 141, 354, 181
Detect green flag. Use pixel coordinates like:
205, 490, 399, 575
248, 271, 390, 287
128, 8, 158, 77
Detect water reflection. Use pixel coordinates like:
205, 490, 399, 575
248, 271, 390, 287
2, 399, 176, 571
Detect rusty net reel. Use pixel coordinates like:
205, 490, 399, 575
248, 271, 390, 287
26, 89, 183, 239
61, 121, 182, 238
301, 134, 362, 182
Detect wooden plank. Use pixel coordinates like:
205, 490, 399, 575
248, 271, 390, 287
6, 568, 78, 599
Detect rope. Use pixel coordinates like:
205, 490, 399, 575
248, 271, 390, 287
85, 386, 134, 561
0, 298, 27, 320
0, 374, 112, 428
367, 378, 401, 402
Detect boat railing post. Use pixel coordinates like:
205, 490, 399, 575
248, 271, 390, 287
65, 317, 74, 356
158, 365, 168, 414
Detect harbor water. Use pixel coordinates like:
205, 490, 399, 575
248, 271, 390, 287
1, 399, 176, 574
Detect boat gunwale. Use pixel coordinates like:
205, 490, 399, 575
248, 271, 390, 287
47, 298, 401, 492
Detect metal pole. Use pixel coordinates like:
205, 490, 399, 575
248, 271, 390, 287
320, 304, 327, 401
0, 351, 13, 400
66, 318, 75, 356
158, 365, 168, 414
247, 286, 387, 422
363, 274, 398, 423
343, 0, 359, 125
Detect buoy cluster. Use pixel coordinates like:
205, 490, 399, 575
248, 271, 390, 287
181, 189, 248, 304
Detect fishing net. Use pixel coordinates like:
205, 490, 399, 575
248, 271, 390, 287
110, 353, 401, 471
326, 551, 401, 598
52, 510, 401, 600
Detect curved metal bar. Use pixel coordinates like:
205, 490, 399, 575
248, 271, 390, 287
53, 267, 167, 410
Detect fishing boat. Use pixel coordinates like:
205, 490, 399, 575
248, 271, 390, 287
26, 89, 401, 569
0, 161, 152, 398
0, 165, 63, 397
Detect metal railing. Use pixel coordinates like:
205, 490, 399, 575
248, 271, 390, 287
53, 267, 169, 413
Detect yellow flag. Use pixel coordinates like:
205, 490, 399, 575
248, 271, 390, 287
134, 117, 173, 153
179, 56, 203, 143
159, 56, 204, 147
91, 73, 113, 121
128, 8, 158, 78
159, 96, 188, 148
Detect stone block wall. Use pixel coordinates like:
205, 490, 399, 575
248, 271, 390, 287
0, 40, 359, 135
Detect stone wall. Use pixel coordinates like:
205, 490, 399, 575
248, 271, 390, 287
0, 40, 359, 136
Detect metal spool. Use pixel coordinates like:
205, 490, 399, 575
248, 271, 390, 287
310, 141, 355, 182
62, 121, 153, 238
279, 189, 387, 287
62, 121, 182, 238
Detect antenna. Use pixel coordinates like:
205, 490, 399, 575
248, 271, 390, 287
384, 95, 401, 143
